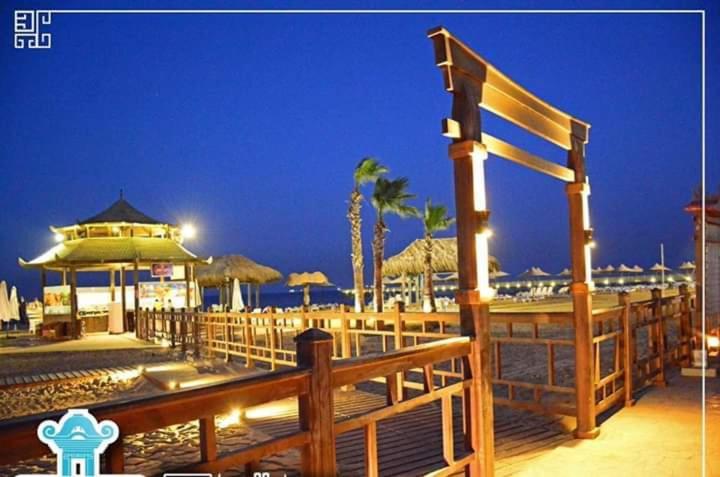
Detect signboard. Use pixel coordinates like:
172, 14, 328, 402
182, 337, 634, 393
43, 285, 71, 315
150, 263, 173, 278
138, 281, 196, 309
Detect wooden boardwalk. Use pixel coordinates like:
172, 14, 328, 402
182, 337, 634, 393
243, 387, 572, 476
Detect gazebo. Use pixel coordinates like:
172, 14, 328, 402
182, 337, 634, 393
19, 194, 207, 338
195, 255, 283, 309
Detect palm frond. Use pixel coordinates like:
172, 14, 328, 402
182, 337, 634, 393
371, 177, 417, 218
354, 157, 389, 186
423, 199, 455, 234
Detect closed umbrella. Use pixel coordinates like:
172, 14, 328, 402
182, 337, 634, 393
0, 281, 10, 334
9, 287, 19, 328
231, 278, 244, 311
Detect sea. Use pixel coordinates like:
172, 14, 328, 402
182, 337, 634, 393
203, 289, 354, 309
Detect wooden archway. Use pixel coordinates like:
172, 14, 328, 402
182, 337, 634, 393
428, 27, 597, 475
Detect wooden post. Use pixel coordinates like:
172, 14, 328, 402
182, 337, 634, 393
619, 292, 635, 406
109, 269, 116, 302
132, 260, 140, 334
295, 329, 336, 476
180, 308, 187, 353
199, 416, 217, 463
184, 263, 191, 310
120, 267, 126, 331
364, 421, 379, 477
244, 310, 254, 368
269, 308, 277, 371
69, 268, 78, 339
449, 140, 495, 475
193, 306, 201, 358
224, 312, 231, 362
170, 308, 176, 349
105, 436, 124, 473
392, 302, 405, 401
566, 137, 599, 438
341, 305, 351, 359
679, 284, 691, 366
651, 288, 668, 386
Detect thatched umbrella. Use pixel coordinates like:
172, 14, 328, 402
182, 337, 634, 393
383, 237, 499, 276
195, 255, 282, 308
287, 272, 332, 307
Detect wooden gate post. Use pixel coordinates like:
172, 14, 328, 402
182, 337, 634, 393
244, 310, 254, 368
618, 292, 635, 406
566, 138, 599, 438
193, 306, 201, 358
170, 308, 177, 349
295, 329, 336, 476
180, 307, 187, 354
449, 140, 495, 476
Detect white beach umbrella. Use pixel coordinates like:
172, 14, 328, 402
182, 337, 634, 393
650, 263, 671, 272
592, 267, 605, 275
679, 261, 696, 270
616, 264, 633, 273
231, 278, 244, 311
8, 286, 19, 321
557, 268, 572, 276
490, 270, 509, 279
631, 265, 644, 273
519, 267, 550, 278
604, 265, 616, 273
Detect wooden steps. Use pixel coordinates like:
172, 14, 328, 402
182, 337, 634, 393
0, 365, 142, 390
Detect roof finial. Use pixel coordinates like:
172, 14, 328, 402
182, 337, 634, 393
120, 189, 124, 200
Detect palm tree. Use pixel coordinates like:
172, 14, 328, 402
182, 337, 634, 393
420, 199, 455, 312
371, 177, 418, 312
348, 158, 388, 312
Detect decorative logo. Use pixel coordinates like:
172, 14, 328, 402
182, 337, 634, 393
14, 10, 52, 49
17, 409, 142, 477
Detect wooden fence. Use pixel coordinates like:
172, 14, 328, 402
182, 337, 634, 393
0, 332, 475, 476
136, 286, 695, 419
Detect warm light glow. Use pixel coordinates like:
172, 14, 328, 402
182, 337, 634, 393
217, 409, 242, 429
686, 275, 693, 282
181, 223, 197, 240
244, 401, 296, 419
707, 336, 720, 349
53, 233, 64, 243
168, 380, 178, 390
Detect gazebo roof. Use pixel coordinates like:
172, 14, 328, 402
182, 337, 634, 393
78, 197, 164, 225
195, 255, 283, 286
19, 237, 204, 270
383, 237, 499, 277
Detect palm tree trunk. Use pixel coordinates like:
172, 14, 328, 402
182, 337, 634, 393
372, 217, 386, 312
423, 233, 436, 312
348, 189, 365, 312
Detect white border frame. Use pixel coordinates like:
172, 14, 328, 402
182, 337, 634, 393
12, 7, 709, 476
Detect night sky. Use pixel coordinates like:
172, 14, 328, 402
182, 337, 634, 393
1, 1, 717, 297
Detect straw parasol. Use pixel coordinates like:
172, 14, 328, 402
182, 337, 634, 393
287, 272, 332, 307
195, 255, 282, 287
383, 237, 499, 276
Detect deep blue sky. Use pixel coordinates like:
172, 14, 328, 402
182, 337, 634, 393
1, 1, 717, 296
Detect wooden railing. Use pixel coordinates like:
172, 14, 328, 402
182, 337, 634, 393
136, 287, 695, 420
0, 332, 474, 476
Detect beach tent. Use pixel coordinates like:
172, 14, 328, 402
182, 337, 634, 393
604, 265, 616, 273
231, 278, 244, 312
616, 264, 634, 273
557, 268, 572, 276
592, 267, 605, 275
287, 271, 332, 307
631, 265, 644, 273
679, 261, 696, 270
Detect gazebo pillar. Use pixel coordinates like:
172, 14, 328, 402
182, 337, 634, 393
133, 260, 139, 332
449, 140, 495, 476
566, 136, 599, 439
184, 263, 191, 309
109, 269, 116, 302
255, 284, 260, 308
120, 267, 126, 328
69, 267, 78, 339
